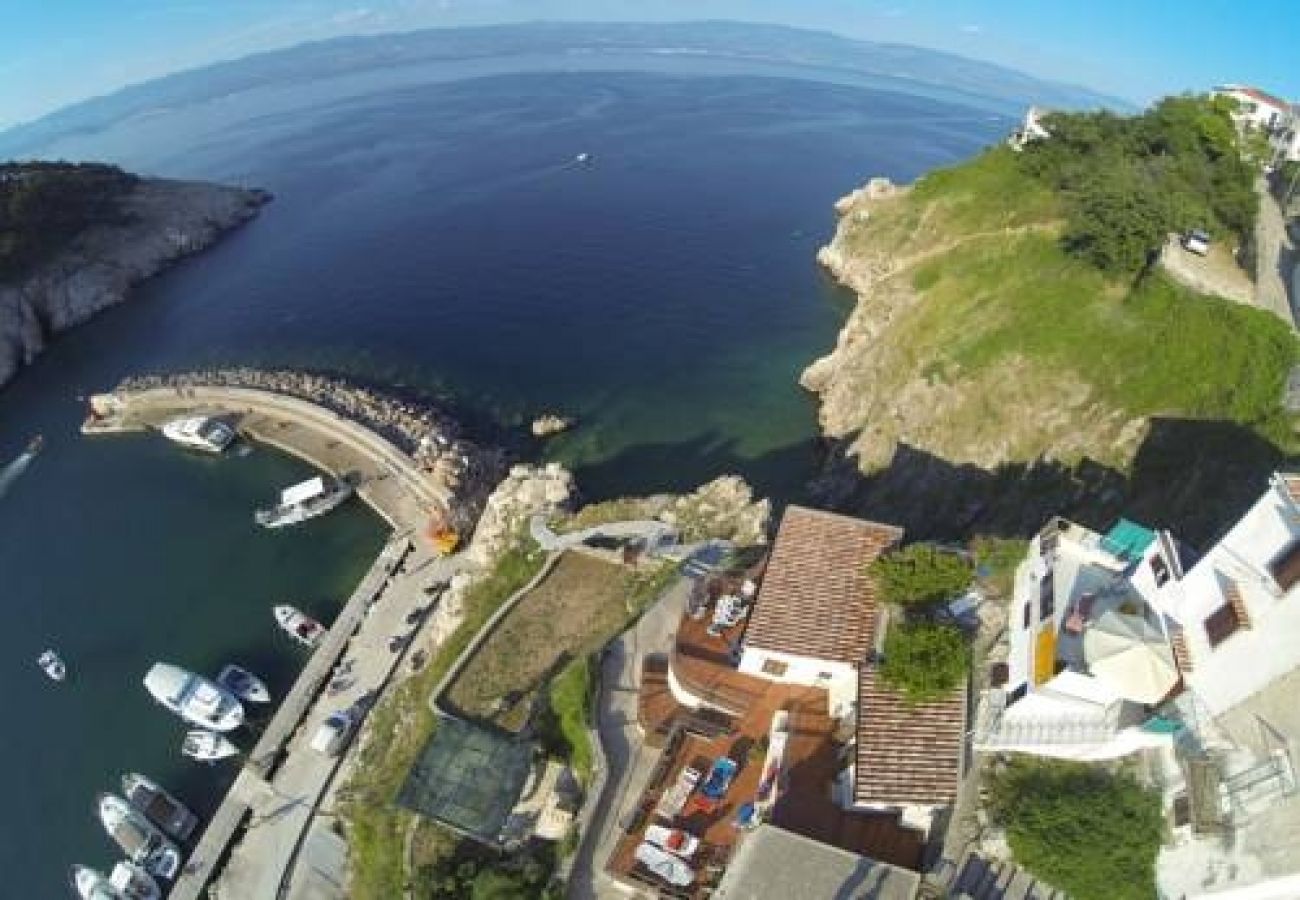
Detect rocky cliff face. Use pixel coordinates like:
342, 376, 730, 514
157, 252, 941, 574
0, 178, 269, 387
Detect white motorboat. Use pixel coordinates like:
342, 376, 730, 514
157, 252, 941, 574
274, 605, 326, 648
122, 772, 199, 842
182, 729, 240, 762
142, 663, 244, 732
160, 415, 236, 453
216, 663, 271, 703
110, 861, 162, 900
70, 865, 122, 900
97, 793, 183, 880
37, 648, 66, 681
575, 152, 592, 163
254, 475, 351, 528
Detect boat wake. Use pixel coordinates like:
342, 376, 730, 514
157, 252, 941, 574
0, 452, 34, 501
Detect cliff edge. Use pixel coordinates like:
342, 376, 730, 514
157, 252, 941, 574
0, 173, 269, 387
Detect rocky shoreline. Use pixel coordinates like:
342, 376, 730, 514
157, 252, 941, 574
0, 177, 270, 388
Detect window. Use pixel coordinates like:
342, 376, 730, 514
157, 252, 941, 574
816, 671, 833, 682
1151, 555, 1171, 587
761, 659, 788, 677
1204, 603, 1243, 648
1269, 541, 1300, 592
1039, 575, 1055, 620
1022, 603, 1031, 628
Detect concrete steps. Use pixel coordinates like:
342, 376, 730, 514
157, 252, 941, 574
947, 850, 1067, 900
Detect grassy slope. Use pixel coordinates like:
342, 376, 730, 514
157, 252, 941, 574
834, 148, 1299, 469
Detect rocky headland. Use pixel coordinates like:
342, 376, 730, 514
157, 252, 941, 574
0, 175, 269, 387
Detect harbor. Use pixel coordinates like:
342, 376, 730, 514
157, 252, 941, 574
74, 371, 500, 900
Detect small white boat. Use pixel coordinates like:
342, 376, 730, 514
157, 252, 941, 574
160, 415, 236, 453
217, 663, 271, 703
575, 152, 592, 163
38, 649, 66, 682
182, 729, 240, 762
122, 772, 199, 842
110, 861, 162, 900
143, 663, 244, 731
254, 475, 352, 528
274, 605, 326, 648
97, 793, 183, 880
70, 865, 122, 900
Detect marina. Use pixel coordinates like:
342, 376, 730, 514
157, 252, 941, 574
76, 372, 492, 900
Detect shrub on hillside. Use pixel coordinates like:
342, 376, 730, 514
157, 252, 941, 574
869, 545, 973, 608
879, 621, 968, 703
988, 759, 1163, 900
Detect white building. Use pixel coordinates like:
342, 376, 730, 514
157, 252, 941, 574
1270, 105, 1300, 164
1214, 84, 1292, 133
1007, 106, 1051, 152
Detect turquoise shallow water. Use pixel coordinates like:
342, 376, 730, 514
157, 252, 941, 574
0, 60, 1004, 894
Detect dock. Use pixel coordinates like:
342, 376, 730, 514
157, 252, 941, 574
168, 535, 410, 900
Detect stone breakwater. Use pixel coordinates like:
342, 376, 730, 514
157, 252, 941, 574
0, 177, 269, 388
113, 368, 506, 526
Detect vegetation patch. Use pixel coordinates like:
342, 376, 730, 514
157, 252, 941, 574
989, 759, 1163, 900
537, 654, 595, 783
879, 620, 969, 703
970, 536, 1030, 599
444, 552, 661, 732
870, 544, 973, 608
341, 538, 548, 900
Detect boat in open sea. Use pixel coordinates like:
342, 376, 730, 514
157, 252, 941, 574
254, 475, 351, 528
274, 605, 326, 647
160, 415, 236, 453
142, 663, 244, 731
182, 729, 240, 762
122, 772, 198, 842
96, 793, 183, 880
216, 663, 271, 703
37, 649, 66, 682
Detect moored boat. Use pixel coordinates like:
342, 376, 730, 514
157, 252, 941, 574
96, 793, 183, 880
274, 605, 326, 647
109, 861, 162, 900
69, 865, 121, 900
37, 648, 66, 681
254, 475, 351, 528
142, 663, 244, 731
122, 772, 199, 842
160, 415, 236, 453
26, 435, 44, 456
217, 663, 271, 703
182, 729, 240, 762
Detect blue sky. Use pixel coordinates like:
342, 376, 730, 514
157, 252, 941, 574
0, 0, 1296, 129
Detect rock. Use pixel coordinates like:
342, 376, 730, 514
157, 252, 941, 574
466, 462, 575, 566
0, 178, 269, 388
658, 476, 770, 545
530, 414, 574, 437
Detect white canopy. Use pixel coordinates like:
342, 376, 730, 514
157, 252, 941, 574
1083, 609, 1178, 704
281, 476, 326, 506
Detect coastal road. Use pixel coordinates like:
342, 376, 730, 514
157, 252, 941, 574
567, 575, 691, 900
1255, 176, 1297, 328
213, 548, 462, 900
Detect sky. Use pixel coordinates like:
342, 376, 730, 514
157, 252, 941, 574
0, 0, 1296, 130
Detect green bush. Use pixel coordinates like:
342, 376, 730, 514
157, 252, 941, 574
539, 654, 595, 782
970, 537, 1029, 598
869, 545, 973, 608
989, 759, 1163, 900
879, 621, 968, 703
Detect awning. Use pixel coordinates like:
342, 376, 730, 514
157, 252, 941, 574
1101, 518, 1157, 561
1083, 609, 1177, 704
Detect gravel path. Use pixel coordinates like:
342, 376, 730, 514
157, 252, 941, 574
1254, 176, 1297, 328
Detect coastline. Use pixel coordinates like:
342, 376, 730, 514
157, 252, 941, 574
0, 177, 270, 389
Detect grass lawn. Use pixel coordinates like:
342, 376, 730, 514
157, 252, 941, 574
445, 552, 655, 732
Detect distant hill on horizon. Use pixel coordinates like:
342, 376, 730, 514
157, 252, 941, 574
0, 20, 1132, 159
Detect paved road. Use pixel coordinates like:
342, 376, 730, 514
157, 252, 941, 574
567, 576, 692, 900
1254, 176, 1297, 328
213, 548, 464, 899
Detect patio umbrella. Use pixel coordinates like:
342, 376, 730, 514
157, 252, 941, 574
1082, 609, 1178, 704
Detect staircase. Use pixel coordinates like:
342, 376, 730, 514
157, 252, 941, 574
941, 851, 1068, 900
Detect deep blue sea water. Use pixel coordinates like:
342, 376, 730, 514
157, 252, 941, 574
0, 58, 1005, 895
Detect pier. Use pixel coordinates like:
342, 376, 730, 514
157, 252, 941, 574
81, 374, 496, 900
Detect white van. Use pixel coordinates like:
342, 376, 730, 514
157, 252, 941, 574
310, 710, 354, 756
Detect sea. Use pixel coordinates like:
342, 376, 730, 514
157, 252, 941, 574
0, 51, 1005, 896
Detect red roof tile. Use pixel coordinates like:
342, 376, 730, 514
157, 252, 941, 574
743, 506, 903, 664
855, 669, 965, 806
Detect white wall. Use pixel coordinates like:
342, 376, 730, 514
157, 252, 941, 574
738, 647, 856, 717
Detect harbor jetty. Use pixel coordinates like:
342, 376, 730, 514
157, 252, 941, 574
81, 369, 503, 899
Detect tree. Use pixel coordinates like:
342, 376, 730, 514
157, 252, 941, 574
988, 759, 1163, 900
879, 621, 968, 703
869, 545, 973, 608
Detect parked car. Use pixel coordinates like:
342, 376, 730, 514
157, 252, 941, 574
1183, 228, 1211, 256
310, 710, 355, 756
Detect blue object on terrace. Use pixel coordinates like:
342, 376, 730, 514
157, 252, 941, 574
1141, 716, 1182, 735
701, 757, 739, 800
1102, 518, 1157, 561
